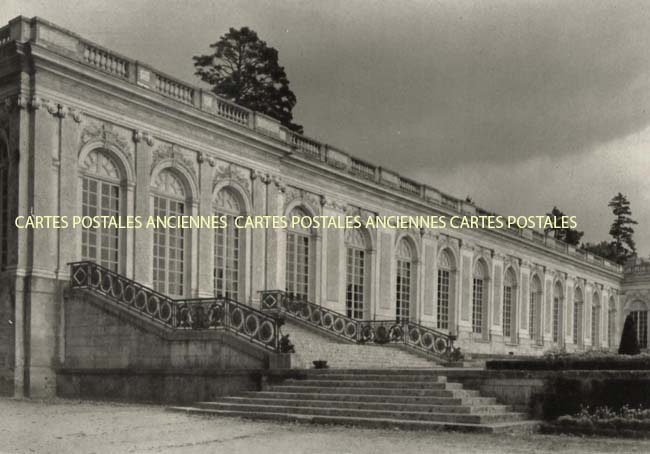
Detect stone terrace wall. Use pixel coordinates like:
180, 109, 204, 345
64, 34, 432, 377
63, 291, 269, 370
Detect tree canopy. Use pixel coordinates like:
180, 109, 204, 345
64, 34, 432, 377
582, 193, 637, 264
194, 27, 303, 133
544, 206, 584, 246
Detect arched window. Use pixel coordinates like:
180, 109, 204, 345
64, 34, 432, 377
214, 188, 243, 301
286, 207, 311, 300
573, 287, 584, 347
152, 169, 186, 297
552, 282, 563, 344
472, 260, 488, 334
502, 268, 516, 342
81, 149, 121, 271
345, 228, 369, 320
0, 140, 8, 269
592, 291, 601, 348
396, 237, 414, 322
629, 302, 649, 349
608, 297, 617, 349
437, 249, 455, 330
529, 275, 543, 345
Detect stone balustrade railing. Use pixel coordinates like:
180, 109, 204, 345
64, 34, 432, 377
5, 15, 623, 274
82, 43, 130, 79
155, 73, 194, 104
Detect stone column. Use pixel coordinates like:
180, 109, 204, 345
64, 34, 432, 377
584, 282, 593, 348
265, 176, 286, 291
519, 261, 531, 342
457, 241, 474, 337
196, 153, 213, 297
543, 270, 554, 344
376, 227, 394, 320
420, 231, 438, 326
491, 253, 504, 338
132, 131, 153, 287
24, 97, 61, 398
322, 199, 345, 312
564, 275, 574, 348
249, 171, 268, 305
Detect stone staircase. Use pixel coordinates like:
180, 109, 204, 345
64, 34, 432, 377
170, 370, 538, 433
281, 318, 440, 369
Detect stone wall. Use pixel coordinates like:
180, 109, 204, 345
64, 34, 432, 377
56, 368, 262, 404
63, 291, 270, 370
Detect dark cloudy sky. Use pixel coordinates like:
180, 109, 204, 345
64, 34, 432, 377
4, 0, 650, 255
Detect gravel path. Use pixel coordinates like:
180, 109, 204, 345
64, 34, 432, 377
1, 398, 649, 454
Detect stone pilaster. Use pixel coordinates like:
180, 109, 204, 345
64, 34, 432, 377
264, 176, 286, 291
132, 130, 154, 287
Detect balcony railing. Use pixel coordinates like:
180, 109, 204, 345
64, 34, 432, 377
69, 261, 282, 352
260, 290, 454, 360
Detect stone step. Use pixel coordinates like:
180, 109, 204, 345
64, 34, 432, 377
168, 407, 540, 434
266, 385, 480, 398
244, 391, 498, 406
202, 397, 513, 414
174, 402, 527, 424
281, 379, 462, 389
301, 373, 449, 382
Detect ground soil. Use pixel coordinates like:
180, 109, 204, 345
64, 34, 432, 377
2, 398, 649, 454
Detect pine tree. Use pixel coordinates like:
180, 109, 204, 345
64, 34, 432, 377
545, 206, 584, 246
608, 193, 637, 263
194, 27, 303, 133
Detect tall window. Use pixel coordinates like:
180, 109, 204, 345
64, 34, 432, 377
592, 292, 600, 348
502, 269, 516, 341
437, 250, 453, 330
152, 169, 186, 297
529, 275, 542, 344
631, 310, 649, 349
286, 207, 311, 300
608, 298, 617, 349
553, 283, 562, 344
345, 229, 368, 320
214, 188, 242, 301
0, 143, 8, 269
81, 149, 121, 271
573, 288, 583, 346
472, 261, 487, 334
396, 238, 414, 322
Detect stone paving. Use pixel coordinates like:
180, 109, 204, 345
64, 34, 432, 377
1, 398, 649, 454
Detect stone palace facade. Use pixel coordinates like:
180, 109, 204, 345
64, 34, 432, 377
0, 17, 649, 397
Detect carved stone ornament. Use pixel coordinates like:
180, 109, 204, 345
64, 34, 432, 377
151, 142, 197, 179
212, 162, 251, 193
133, 129, 154, 146
284, 186, 322, 211
82, 122, 129, 150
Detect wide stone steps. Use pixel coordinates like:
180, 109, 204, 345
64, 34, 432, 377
281, 319, 440, 369
243, 391, 498, 406
169, 370, 538, 433
266, 385, 479, 398
185, 402, 525, 424
202, 397, 513, 414
169, 408, 536, 433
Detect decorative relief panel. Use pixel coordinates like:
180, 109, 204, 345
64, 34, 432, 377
151, 142, 197, 180
212, 162, 251, 193
284, 186, 321, 213
81, 122, 132, 163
